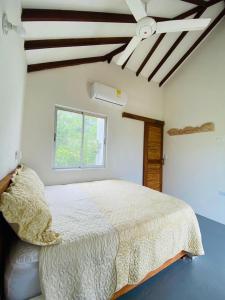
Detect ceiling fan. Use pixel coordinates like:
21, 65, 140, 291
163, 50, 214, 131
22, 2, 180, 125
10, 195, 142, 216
116, 0, 211, 65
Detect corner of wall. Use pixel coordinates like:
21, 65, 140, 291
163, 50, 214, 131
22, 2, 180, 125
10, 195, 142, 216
0, 0, 27, 179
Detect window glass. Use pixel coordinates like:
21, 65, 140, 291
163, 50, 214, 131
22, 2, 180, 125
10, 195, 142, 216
83, 115, 105, 167
54, 107, 106, 169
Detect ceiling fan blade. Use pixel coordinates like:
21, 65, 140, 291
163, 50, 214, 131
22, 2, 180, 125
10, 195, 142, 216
116, 36, 142, 66
125, 0, 147, 22
156, 18, 211, 34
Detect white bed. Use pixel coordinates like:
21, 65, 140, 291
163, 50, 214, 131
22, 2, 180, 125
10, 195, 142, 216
5, 180, 204, 300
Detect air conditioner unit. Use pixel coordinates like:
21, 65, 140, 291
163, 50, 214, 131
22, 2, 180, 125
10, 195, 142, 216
90, 82, 127, 107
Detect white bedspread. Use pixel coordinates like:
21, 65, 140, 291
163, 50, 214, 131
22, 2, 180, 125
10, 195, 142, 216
38, 180, 204, 300
39, 184, 118, 300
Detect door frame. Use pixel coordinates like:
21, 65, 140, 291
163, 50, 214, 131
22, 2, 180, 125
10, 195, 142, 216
122, 112, 165, 190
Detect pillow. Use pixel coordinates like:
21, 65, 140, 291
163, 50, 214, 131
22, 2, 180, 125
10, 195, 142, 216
17, 166, 45, 198
0, 165, 61, 246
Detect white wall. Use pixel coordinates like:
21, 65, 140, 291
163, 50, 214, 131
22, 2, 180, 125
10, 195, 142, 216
0, 0, 26, 179
22, 62, 163, 185
163, 19, 225, 224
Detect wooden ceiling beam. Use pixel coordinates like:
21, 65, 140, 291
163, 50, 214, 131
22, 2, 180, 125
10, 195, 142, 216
22, 9, 169, 23
147, 8, 205, 82
136, 34, 166, 76
27, 56, 107, 72
25, 37, 132, 50
173, 5, 203, 18
207, 0, 224, 6
27, 44, 129, 72
121, 53, 133, 69
105, 44, 128, 63
159, 8, 225, 87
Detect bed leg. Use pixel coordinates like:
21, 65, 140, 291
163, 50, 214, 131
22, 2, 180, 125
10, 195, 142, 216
182, 253, 198, 261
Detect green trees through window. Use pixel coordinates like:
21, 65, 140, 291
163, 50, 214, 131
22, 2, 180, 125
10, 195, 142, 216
54, 108, 106, 169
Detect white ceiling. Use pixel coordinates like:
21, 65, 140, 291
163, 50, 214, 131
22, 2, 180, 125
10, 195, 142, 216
21, 0, 225, 84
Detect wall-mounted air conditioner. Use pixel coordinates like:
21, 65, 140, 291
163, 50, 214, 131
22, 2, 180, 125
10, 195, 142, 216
90, 82, 127, 107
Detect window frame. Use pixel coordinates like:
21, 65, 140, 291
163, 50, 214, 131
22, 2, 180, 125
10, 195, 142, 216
53, 105, 107, 170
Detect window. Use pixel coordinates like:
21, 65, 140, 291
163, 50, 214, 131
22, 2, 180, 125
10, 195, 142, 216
54, 107, 106, 169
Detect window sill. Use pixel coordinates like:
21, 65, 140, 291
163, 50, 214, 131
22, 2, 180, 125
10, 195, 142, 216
52, 166, 106, 172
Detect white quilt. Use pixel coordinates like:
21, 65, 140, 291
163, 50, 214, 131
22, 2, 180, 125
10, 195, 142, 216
38, 180, 204, 300
39, 184, 118, 300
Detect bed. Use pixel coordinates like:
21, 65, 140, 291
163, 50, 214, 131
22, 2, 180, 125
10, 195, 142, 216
0, 170, 204, 300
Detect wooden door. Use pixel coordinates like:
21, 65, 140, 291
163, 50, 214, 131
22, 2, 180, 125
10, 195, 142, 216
143, 122, 164, 192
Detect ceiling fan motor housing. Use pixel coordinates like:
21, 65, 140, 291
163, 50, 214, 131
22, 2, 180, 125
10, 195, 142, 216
136, 17, 157, 38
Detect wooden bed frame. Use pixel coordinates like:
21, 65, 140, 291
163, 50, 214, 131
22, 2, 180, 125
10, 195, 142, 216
0, 170, 18, 299
112, 251, 185, 299
0, 169, 186, 299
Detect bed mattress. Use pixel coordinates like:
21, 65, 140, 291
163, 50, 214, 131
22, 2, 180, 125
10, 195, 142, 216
5, 240, 40, 300
5, 180, 204, 300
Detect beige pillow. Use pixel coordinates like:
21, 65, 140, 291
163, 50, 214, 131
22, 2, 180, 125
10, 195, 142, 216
0, 165, 61, 246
